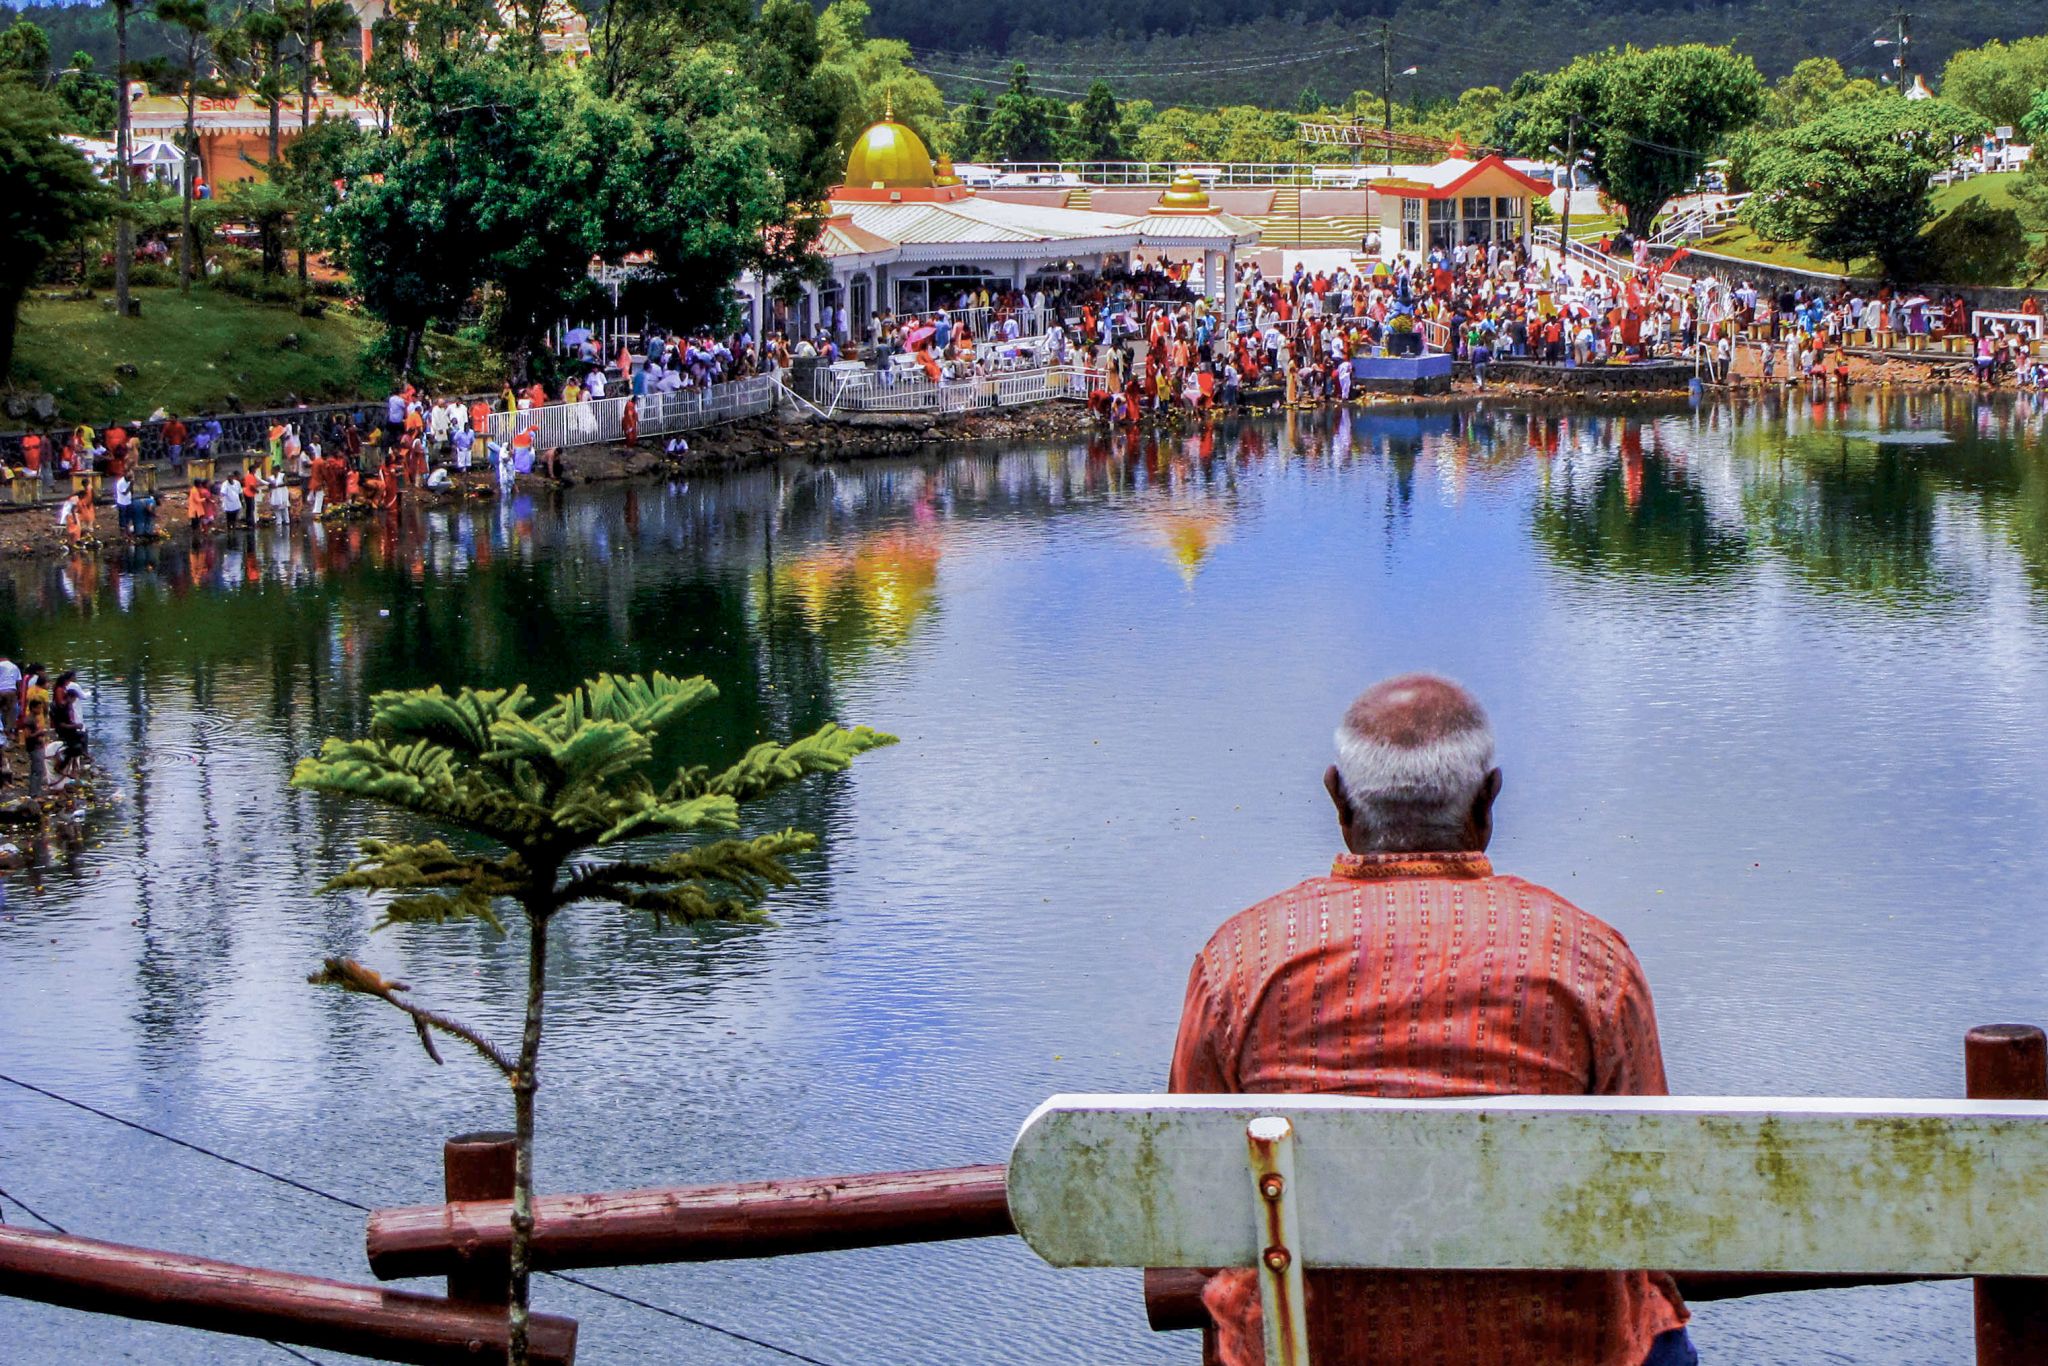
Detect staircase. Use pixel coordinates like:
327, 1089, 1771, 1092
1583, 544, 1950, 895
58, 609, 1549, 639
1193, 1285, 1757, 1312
1250, 186, 1379, 248
1062, 187, 1093, 210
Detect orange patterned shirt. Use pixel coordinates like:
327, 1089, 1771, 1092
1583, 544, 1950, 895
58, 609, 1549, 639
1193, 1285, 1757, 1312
1169, 851, 1688, 1366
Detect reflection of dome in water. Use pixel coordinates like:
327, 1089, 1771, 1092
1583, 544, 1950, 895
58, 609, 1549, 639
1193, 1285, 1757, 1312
773, 529, 942, 644
845, 118, 936, 190
1147, 511, 1231, 587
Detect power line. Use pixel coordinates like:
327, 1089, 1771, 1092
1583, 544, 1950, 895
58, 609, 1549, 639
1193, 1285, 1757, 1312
0, 1071, 851, 1366
0, 1180, 326, 1365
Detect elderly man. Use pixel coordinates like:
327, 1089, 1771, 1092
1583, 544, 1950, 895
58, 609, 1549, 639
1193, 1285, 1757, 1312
1170, 673, 1693, 1366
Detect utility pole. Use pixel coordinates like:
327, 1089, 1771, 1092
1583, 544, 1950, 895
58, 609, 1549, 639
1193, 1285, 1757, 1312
1380, 20, 1393, 171
1894, 9, 1912, 92
1557, 113, 1579, 278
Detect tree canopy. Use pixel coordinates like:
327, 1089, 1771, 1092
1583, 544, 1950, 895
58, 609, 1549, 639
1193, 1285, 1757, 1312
1938, 34, 2048, 131
1740, 94, 1989, 279
1512, 43, 1765, 236
0, 76, 108, 379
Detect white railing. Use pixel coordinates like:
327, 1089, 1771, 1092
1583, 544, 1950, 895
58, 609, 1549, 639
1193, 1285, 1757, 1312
1534, 225, 1693, 298
977, 161, 1379, 188
482, 375, 777, 450
822, 365, 1102, 415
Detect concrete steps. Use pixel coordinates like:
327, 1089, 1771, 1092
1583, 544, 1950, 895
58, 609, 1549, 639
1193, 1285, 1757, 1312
1062, 187, 1093, 210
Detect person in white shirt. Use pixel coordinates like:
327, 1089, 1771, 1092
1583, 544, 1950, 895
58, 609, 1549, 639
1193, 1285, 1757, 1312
113, 474, 135, 536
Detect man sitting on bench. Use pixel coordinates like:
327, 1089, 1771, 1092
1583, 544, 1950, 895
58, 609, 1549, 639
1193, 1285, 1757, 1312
1169, 673, 1696, 1366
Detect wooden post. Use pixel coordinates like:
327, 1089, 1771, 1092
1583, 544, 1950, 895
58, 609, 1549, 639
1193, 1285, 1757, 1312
1968, 1024, 2048, 1366
369, 1164, 1012, 1280
0, 1226, 576, 1366
442, 1131, 516, 1306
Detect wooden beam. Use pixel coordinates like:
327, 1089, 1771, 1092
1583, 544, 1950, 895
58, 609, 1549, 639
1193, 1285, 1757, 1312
0, 1226, 577, 1365
368, 1164, 1012, 1281
1011, 1094, 2048, 1276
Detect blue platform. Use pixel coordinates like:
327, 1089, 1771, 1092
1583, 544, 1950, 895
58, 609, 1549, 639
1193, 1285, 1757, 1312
1350, 355, 1454, 381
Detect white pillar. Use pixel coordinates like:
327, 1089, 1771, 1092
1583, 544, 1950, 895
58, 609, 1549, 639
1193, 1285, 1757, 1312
1203, 250, 1221, 305
1224, 244, 1238, 317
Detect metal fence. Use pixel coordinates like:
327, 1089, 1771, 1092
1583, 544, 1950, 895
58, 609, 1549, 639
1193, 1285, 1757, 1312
482, 375, 778, 449
820, 365, 1102, 416
977, 161, 1380, 187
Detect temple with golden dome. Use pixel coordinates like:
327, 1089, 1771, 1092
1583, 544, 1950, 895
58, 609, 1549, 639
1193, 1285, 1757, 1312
740, 113, 1262, 342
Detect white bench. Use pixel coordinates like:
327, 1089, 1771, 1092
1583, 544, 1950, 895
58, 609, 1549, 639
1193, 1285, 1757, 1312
1007, 1093, 2048, 1366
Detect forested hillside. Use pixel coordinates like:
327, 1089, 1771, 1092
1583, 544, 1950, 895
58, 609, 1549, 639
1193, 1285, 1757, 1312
873, 0, 2030, 107
5, 0, 2039, 111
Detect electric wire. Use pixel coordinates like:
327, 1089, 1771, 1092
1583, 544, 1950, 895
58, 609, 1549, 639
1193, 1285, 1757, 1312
0, 1071, 850, 1366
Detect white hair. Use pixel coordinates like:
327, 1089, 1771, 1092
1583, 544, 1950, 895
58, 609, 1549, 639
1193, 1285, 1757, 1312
1334, 713, 1495, 853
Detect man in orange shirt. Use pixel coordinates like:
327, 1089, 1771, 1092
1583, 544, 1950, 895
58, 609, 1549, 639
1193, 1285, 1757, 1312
1171, 674, 1693, 1366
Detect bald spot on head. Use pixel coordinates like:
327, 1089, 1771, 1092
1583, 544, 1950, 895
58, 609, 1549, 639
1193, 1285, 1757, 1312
1341, 674, 1490, 751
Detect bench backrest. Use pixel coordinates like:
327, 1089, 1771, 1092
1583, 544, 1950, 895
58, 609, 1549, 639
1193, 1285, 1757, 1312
1007, 1093, 2048, 1277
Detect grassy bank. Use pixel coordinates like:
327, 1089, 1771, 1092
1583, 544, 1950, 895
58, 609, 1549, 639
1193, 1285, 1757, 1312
1693, 175, 2046, 287
8, 285, 494, 426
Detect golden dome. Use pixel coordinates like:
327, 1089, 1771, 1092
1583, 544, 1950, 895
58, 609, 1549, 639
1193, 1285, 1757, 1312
934, 153, 962, 187
1159, 173, 1211, 211
845, 117, 936, 191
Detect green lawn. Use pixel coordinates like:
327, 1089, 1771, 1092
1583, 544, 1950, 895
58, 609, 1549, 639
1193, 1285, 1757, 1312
9, 286, 493, 425
1694, 173, 2045, 286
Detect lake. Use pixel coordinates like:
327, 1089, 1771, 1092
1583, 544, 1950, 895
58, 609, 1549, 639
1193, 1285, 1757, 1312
5, 390, 2048, 1364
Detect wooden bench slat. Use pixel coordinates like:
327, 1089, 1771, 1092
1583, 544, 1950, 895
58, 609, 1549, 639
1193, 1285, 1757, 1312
1008, 1095, 2048, 1277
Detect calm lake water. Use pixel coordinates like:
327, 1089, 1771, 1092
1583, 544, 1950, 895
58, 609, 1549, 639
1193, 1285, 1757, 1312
6, 391, 2048, 1364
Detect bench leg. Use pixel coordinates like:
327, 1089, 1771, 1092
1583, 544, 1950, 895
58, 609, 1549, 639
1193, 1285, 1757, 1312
1968, 1025, 2048, 1366
1246, 1116, 1311, 1366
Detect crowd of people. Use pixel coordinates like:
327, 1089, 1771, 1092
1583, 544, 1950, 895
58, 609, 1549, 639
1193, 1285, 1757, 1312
0, 654, 89, 797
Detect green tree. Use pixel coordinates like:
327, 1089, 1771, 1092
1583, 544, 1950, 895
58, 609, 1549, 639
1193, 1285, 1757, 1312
1763, 57, 1879, 130
295, 673, 892, 1366
952, 89, 990, 159
218, 2, 293, 273
0, 81, 109, 378
1938, 35, 2048, 131
1741, 95, 1988, 279
746, 0, 840, 202
585, 0, 745, 99
813, 0, 947, 163
1514, 44, 1765, 237
979, 62, 1057, 161
283, 0, 361, 286
56, 51, 116, 136
593, 45, 814, 333
2011, 90, 2048, 276
1069, 79, 1124, 161
0, 18, 52, 81
110, 0, 144, 318
148, 0, 233, 292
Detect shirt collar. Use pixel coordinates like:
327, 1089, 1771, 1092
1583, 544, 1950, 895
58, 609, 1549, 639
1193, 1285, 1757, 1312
1331, 851, 1493, 881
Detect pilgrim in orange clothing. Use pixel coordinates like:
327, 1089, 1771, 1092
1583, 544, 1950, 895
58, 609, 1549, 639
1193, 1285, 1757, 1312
1171, 674, 1690, 1366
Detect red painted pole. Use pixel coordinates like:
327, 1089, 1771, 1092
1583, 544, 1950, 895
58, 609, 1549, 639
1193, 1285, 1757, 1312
441, 1131, 516, 1305
0, 1225, 577, 1365
1968, 1024, 2048, 1366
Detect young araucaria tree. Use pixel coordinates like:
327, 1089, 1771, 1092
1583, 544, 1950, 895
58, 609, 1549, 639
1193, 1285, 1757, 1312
292, 672, 893, 1364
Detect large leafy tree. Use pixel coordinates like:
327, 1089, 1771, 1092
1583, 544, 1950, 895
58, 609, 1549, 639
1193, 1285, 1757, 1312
0, 79, 109, 378
1514, 44, 1765, 236
1068, 80, 1125, 161
295, 673, 892, 1366
593, 46, 812, 331
814, 0, 947, 162
1938, 35, 2048, 132
0, 17, 51, 80
2011, 91, 2048, 276
1741, 95, 1988, 279
979, 62, 1058, 162
1763, 57, 1879, 130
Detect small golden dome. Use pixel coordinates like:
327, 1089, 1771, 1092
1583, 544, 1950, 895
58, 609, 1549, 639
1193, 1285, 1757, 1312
845, 117, 936, 191
934, 153, 962, 187
1159, 173, 1210, 211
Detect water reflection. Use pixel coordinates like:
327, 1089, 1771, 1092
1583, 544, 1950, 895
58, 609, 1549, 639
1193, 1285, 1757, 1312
6, 389, 2048, 1364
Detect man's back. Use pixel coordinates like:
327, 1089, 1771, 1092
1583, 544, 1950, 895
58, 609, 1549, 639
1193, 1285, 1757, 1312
1171, 850, 1686, 1366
